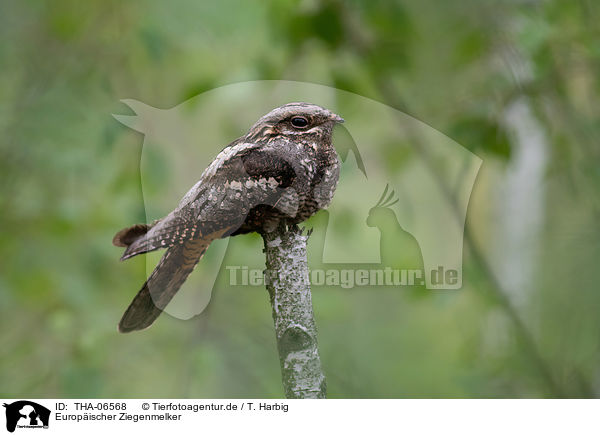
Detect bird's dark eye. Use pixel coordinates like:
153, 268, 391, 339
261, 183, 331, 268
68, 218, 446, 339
290, 116, 309, 128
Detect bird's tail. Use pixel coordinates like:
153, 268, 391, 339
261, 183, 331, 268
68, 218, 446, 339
113, 217, 195, 260
118, 238, 210, 333
112, 222, 163, 260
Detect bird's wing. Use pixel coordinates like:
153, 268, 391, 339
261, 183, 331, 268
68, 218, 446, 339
115, 142, 298, 260
193, 142, 300, 225
117, 142, 300, 332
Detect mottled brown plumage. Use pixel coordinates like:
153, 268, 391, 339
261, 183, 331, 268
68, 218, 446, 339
114, 102, 343, 332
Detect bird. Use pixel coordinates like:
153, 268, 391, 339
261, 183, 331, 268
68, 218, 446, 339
113, 102, 344, 333
366, 185, 425, 280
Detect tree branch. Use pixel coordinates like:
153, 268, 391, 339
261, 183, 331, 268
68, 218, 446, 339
262, 223, 326, 399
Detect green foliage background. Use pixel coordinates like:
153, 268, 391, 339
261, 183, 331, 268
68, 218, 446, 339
1, 0, 599, 398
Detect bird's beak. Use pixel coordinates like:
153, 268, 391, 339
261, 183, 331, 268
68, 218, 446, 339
330, 113, 345, 124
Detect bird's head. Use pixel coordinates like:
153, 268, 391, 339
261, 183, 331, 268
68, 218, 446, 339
247, 102, 344, 143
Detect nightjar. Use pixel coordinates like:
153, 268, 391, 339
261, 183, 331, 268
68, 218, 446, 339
113, 102, 343, 332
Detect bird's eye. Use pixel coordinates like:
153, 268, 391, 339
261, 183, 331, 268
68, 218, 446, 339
290, 116, 309, 128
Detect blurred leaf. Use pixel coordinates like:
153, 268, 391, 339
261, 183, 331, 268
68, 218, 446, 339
449, 117, 511, 159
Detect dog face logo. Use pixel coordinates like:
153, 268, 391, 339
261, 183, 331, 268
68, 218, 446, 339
3, 401, 50, 432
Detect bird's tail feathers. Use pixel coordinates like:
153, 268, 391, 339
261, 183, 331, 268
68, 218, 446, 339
118, 238, 210, 333
113, 222, 164, 260
113, 219, 197, 260
113, 223, 151, 248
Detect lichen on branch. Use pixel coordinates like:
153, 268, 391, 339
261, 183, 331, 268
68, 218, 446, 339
262, 223, 326, 399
